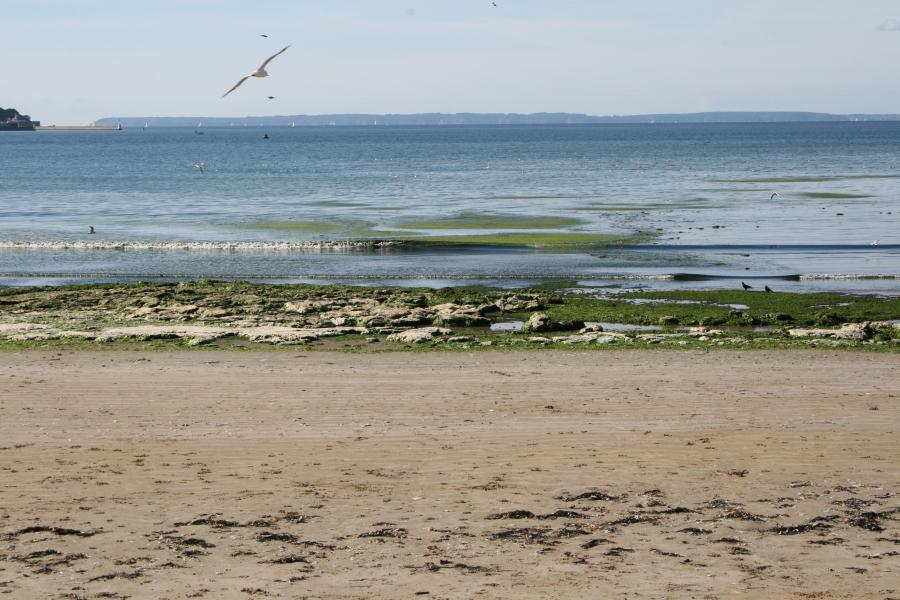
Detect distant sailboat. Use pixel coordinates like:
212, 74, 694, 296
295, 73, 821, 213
290, 121, 296, 127
197, 121, 203, 128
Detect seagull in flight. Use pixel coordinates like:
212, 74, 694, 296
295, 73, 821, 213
770, 192, 780, 200
194, 162, 205, 174
222, 46, 290, 98
88, 226, 96, 234
260, 34, 269, 38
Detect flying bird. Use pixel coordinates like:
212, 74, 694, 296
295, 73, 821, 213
194, 162, 205, 174
741, 281, 753, 290
88, 226, 95, 234
260, 34, 269, 37
267, 96, 275, 100
770, 192, 780, 200
222, 46, 290, 98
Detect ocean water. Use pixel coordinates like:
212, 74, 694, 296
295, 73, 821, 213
1, 123, 898, 292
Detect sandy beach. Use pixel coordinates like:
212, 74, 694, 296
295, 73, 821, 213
1, 350, 898, 599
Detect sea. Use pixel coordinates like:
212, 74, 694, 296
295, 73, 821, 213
1, 122, 898, 293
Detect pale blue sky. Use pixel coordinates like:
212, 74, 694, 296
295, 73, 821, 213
4, 0, 900, 123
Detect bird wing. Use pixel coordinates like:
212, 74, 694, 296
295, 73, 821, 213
258, 45, 290, 71
222, 75, 251, 98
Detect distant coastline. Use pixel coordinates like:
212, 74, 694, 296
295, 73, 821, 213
95, 111, 900, 128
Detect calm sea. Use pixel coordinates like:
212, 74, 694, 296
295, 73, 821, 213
1, 123, 898, 292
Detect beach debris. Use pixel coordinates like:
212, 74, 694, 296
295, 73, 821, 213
4, 525, 101, 539
359, 527, 408, 539
769, 522, 832, 535
557, 490, 620, 502
486, 510, 589, 521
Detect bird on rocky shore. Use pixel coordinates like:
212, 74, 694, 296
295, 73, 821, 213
222, 45, 290, 98
741, 281, 753, 290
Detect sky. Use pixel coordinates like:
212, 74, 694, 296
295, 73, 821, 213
3, 0, 900, 124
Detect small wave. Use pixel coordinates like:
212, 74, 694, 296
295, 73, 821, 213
799, 274, 900, 280
0, 239, 401, 252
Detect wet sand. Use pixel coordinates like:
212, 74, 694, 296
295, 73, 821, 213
0, 350, 898, 599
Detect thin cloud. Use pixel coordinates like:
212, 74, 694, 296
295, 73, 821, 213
877, 19, 900, 31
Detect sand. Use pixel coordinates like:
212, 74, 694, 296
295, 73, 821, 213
0, 350, 898, 599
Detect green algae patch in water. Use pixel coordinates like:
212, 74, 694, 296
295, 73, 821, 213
399, 232, 636, 248
397, 214, 585, 230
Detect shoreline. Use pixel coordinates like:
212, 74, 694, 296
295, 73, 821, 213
1, 350, 897, 598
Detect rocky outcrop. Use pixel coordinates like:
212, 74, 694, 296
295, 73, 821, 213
387, 327, 452, 344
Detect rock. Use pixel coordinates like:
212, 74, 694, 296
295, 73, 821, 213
788, 323, 871, 341
494, 294, 543, 312
448, 336, 475, 343
686, 327, 724, 335
835, 323, 871, 341
480, 341, 493, 347
241, 326, 366, 345
387, 327, 452, 344
788, 328, 835, 338
579, 323, 604, 333
430, 303, 491, 326
197, 307, 229, 319
523, 312, 552, 333
283, 301, 316, 314
552, 332, 627, 345
95, 325, 229, 343
528, 337, 552, 344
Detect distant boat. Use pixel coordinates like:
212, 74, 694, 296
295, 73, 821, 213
197, 122, 203, 128
290, 121, 295, 127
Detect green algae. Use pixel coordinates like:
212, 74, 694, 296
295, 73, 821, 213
397, 214, 585, 230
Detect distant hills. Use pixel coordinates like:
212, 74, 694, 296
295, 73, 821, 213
96, 111, 900, 128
